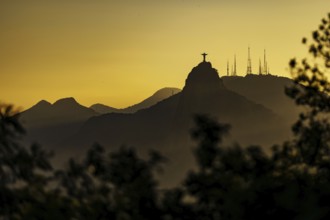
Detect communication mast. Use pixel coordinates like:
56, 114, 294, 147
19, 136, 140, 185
258, 58, 262, 75
233, 55, 237, 76
246, 47, 252, 75
263, 49, 268, 74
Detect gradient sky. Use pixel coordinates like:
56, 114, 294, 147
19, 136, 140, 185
1, 0, 330, 110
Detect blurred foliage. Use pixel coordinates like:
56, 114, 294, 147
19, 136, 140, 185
0, 104, 53, 219
286, 12, 330, 169
2, 12, 330, 220
0, 104, 165, 219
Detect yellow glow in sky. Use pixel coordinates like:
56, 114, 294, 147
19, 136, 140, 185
1, 0, 330, 109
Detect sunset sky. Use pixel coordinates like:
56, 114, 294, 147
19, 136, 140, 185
1, 0, 330, 110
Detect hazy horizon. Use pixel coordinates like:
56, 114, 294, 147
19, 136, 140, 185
1, 0, 330, 109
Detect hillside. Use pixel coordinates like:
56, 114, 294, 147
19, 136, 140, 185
67, 62, 290, 187
222, 74, 300, 123
90, 87, 181, 114
20, 97, 98, 146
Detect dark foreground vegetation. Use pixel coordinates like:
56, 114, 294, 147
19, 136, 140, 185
2, 13, 330, 220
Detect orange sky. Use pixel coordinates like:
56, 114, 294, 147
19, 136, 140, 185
1, 0, 330, 110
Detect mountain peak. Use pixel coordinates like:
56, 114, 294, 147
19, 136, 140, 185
152, 87, 181, 97
183, 61, 225, 93
53, 97, 79, 106
27, 100, 52, 112
35, 100, 51, 107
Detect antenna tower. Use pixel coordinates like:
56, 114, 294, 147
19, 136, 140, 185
263, 49, 268, 74
246, 47, 252, 74
233, 55, 237, 76
268, 65, 270, 74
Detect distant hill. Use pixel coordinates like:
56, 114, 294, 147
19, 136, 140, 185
20, 63, 299, 187
121, 87, 181, 113
67, 62, 291, 187
89, 104, 120, 114
20, 97, 98, 146
222, 74, 300, 123
20, 88, 181, 147
75, 63, 288, 148
90, 87, 181, 114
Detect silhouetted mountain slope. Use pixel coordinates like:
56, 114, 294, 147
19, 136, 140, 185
68, 61, 290, 187
79, 93, 181, 148
121, 87, 181, 113
90, 87, 181, 114
21, 100, 53, 125
173, 62, 288, 146
20, 97, 98, 145
222, 74, 299, 122
89, 104, 120, 114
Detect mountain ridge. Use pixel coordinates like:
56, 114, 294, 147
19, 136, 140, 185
90, 87, 181, 114
65, 61, 290, 187
222, 74, 300, 122
20, 97, 98, 146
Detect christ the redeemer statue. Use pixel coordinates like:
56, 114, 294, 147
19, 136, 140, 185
202, 53, 207, 62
